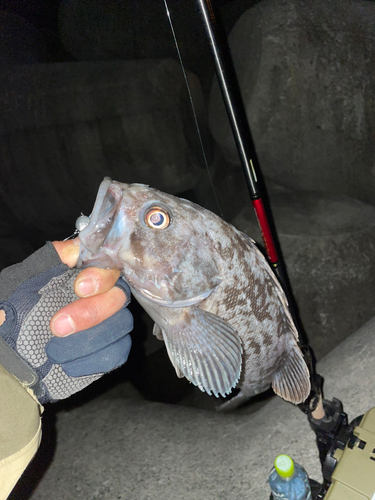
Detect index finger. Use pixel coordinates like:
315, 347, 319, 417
74, 268, 121, 298
52, 239, 80, 268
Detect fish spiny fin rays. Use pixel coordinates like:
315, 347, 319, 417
153, 323, 184, 378
161, 308, 242, 398
152, 323, 164, 341
271, 334, 311, 404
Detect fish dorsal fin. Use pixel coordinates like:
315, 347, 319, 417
271, 334, 311, 404
239, 231, 257, 246
160, 308, 242, 398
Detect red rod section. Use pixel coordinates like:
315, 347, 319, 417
251, 198, 279, 265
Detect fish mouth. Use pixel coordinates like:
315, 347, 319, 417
77, 177, 127, 270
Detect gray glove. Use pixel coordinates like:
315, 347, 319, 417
0, 242, 133, 404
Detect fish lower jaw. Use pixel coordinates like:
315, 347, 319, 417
139, 288, 167, 302
123, 274, 166, 300
135, 285, 215, 308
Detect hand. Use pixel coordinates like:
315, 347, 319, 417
0, 240, 133, 404
0, 240, 127, 335
50, 240, 126, 337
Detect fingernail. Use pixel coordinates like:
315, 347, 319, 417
76, 277, 99, 297
52, 314, 75, 336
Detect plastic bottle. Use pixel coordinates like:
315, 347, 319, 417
268, 454, 312, 500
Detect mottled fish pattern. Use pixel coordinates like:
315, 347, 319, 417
78, 178, 311, 409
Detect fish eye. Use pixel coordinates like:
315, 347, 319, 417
144, 206, 171, 230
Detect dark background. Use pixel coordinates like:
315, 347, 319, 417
1, 0, 375, 410
2, 1, 375, 498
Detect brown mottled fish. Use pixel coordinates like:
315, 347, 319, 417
78, 178, 310, 410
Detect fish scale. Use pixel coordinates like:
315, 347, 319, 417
78, 178, 311, 410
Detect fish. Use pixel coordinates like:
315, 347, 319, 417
77, 177, 311, 410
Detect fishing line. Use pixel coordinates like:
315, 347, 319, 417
163, 0, 224, 218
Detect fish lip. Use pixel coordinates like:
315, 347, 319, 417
79, 177, 124, 233
136, 286, 215, 307
76, 241, 91, 269
77, 177, 127, 269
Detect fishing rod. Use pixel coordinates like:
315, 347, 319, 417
163, 0, 352, 495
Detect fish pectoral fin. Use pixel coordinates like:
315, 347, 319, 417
162, 308, 242, 398
271, 334, 311, 404
152, 323, 164, 341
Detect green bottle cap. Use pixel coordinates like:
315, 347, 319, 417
275, 454, 295, 478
